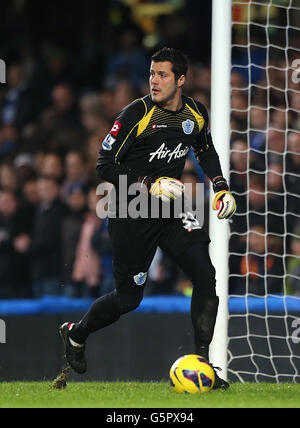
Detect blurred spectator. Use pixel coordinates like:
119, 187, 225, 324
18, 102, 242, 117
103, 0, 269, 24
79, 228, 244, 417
230, 139, 248, 231
1, 63, 35, 127
286, 131, 300, 235
0, 163, 18, 192
267, 129, 285, 165
231, 71, 246, 89
61, 151, 89, 202
61, 184, 87, 298
286, 226, 300, 295
0, 189, 32, 298
286, 131, 300, 195
21, 177, 40, 222
85, 134, 102, 180
193, 65, 211, 94
50, 83, 81, 130
271, 106, 288, 131
231, 91, 248, 132
108, 80, 139, 119
13, 152, 36, 183
231, 173, 266, 236
232, 28, 267, 85
290, 92, 300, 130
0, 125, 18, 159
79, 92, 111, 134
267, 162, 285, 236
231, 138, 248, 176
90, 216, 114, 297
72, 186, 102, 297
235, 224, 284, 295
39, 151, 63, 181
192, 90, 210, 109
28, 177, 65, 298
105, 27, 149, 92
250, 107, 267, 164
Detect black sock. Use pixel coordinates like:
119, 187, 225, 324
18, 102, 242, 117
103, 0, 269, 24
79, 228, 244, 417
69, 289, 143, 344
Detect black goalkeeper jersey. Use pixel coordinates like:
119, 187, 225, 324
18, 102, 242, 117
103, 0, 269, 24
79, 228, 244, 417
96, 94, 223, 219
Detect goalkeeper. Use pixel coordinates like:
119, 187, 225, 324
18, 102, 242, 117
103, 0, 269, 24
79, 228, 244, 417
59, 47, 236, 389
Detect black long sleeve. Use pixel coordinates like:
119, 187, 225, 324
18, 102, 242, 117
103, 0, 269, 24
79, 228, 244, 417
190, 99, 223, 180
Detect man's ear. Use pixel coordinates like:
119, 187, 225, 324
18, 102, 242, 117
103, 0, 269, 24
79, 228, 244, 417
177, 74, 186, 88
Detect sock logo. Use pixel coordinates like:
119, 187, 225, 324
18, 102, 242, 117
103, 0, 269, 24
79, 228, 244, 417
67, 323, 75, 331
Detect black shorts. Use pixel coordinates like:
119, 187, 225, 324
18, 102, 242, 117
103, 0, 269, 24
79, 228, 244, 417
108, 215, 210, 293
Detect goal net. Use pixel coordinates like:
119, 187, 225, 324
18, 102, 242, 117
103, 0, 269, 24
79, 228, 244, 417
228, 0, 300, 382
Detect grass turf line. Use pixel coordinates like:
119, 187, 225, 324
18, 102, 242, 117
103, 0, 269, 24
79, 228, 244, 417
0, 381, 299, 408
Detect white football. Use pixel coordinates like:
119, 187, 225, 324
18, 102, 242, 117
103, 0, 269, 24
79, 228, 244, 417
159, 178, 185, 202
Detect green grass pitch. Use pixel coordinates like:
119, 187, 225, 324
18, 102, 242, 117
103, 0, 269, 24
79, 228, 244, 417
0, 381, 299, 408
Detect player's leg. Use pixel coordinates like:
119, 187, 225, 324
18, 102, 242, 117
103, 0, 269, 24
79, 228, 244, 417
60, 219, 159, 373
160, 233, 218, 361
177, 243, 229, 389
158, 218, 229, 389
173, 241, 218, 361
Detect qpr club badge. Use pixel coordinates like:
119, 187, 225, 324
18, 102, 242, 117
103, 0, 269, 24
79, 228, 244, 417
182, 119, 194, 135
133, 272, 147, 286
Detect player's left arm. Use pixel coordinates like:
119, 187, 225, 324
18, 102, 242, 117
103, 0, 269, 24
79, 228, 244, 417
191, 101, 236, 220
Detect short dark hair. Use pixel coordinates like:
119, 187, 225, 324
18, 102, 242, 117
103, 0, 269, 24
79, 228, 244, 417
151, 47, 188, 81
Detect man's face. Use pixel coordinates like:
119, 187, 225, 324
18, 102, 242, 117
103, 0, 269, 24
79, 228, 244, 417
149, 61, 181, 106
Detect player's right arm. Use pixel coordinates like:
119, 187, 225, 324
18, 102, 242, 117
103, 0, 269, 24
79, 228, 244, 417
191, 99, 236, 219
96, 98, 147, 187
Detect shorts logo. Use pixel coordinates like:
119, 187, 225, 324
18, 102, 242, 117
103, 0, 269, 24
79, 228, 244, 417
102, 133, 116, 151
133, 272, 147, 286
110, 121, 122, 137
182, 119, 194, 135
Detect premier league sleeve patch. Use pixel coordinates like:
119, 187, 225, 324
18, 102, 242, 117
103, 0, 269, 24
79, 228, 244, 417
102, 133, 116, 151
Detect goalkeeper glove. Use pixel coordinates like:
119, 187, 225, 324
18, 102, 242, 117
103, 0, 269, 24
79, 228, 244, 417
212, 177, 236, 219
149, 176, 185, 202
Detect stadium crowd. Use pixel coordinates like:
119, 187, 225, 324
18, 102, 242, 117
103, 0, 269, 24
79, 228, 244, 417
0, 1, 299, 299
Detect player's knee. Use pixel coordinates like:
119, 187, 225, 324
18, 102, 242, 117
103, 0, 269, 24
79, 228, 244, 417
186, 259, 216, 296
114, 289, 143, 314
179, 242, 217, 295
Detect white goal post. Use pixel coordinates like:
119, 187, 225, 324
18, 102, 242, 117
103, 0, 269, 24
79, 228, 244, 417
209, 0, 300, 383
209, 0, 232, 379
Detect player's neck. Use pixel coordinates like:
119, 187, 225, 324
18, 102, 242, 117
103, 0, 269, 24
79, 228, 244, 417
159, 92, 183, 112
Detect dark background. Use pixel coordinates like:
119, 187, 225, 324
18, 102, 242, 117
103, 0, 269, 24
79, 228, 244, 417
0, 0, 212, 71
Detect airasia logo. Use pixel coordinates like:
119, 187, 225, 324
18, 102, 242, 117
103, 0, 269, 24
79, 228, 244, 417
111, 121, 122, 137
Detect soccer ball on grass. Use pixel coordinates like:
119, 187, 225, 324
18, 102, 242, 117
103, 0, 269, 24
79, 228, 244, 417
169, 354, 215, 394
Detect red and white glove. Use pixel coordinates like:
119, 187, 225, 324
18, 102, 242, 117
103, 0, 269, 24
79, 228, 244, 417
149, 176, 185, 202
212, 177, 236, 219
